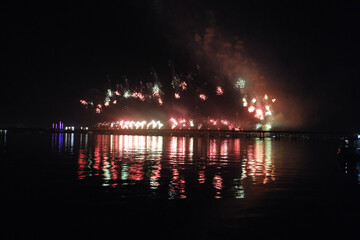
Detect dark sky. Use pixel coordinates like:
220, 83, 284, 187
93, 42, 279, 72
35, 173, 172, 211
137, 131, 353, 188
2, 0, 360, 131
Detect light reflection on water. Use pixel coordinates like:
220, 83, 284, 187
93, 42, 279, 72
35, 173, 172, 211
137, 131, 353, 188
52, 133, 279, 199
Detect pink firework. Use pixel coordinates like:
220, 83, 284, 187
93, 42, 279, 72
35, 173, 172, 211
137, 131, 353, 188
169, 117, 178, 129
179, 81, 187, 91
132, 92, 145, 101
199, 94, 207, 101
216, 86, 224, 95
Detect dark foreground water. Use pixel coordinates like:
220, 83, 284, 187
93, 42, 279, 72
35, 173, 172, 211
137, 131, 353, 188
2, 132, 360, 239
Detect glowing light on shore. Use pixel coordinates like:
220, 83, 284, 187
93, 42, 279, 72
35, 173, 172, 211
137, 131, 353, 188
169, 118, 178, 129
221, 120, 229, 125
189, 120, 194, 127
100, 120, 164, 130
174, 93, 180, 99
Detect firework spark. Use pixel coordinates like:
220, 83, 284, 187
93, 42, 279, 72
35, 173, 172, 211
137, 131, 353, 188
179, 82, 187, 91
234, 78, 246, 89
216, 86, 224, 95
255, 109, 264, 120
199, 94, 207, 101
80, 100, 88, 105
248, 106, 255, 113
123, 90, 131, 99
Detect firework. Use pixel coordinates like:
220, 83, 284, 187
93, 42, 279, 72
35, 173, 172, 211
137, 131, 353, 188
242, 98, 248, 107
80, 69, 278, 130
216, 86, 224, 95
152, 83, 161, 97
248, 106, 255, 113
255, 109, 264, 120
234, 78, 246, 89
179, 81, 187, 91
80, 100, 88, 105
132, 92, 145, 101
199, 94, 207, 101
169, 118, 178, 129
123, 90, 131, 99
189, 119, 194, 127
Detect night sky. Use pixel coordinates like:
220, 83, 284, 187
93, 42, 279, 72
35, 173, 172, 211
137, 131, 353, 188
2, 1, 360, 131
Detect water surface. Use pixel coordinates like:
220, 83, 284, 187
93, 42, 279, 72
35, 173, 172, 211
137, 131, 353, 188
2, 132, 360, 239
